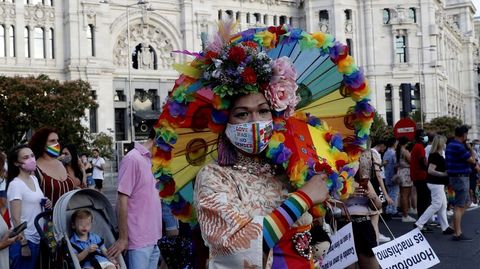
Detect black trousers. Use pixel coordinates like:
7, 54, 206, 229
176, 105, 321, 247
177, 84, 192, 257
414, 180, 431, 218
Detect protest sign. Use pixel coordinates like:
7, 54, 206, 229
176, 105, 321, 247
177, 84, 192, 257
321, 222, 357, 269
372, 228, 440, 269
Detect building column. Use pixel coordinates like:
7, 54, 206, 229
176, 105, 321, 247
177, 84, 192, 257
392, 84, 401, 124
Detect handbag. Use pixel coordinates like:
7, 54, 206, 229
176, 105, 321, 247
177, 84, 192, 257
370, 151, 387, 208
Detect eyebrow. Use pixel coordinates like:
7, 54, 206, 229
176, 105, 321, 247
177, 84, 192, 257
232, 102, 269, 111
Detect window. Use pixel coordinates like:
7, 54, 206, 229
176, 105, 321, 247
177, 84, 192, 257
289, 17, 293, 26
264, 14, 268, 25
279, 15, 286, 25
236, 11, 240, 21
132, 43, 158, 70
89, 91, 98, 133
345, 9, 352, 21
246, 13, 250, 23
24, 27, 30, 58
87, 24, 95, 57
395, 35, 407, 63
346, 38, 353, 56
319, 10, 329, 21
225, 10, 233, 19
383, 8, 390, 24
385, 84, 393, 125
408, 8, 416, 23
218, 10, 222, 20
254, 13, 261, 23
8, 25, 14, 57
34, 27, 45, 58
0, 25, 5, 57
273, 15, 277, 25
49, 28, 54, 59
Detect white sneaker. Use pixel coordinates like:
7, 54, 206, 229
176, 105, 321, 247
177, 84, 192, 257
378, 233, 391, 243
408, 208, 417, 215
402, 215, 417, 222
469, 203, 478, 208
447, 209, 454, 217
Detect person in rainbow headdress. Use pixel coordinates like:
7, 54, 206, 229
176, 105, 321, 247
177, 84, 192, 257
154, 20, 375, 268
192, 34, 330, 268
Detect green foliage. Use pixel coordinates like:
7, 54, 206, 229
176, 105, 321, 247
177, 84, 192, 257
0, 75, 96, 151
370, 112, 394, 144
423, 116, 464, 138
410, 109, 425, 124
85, 132, 114, 159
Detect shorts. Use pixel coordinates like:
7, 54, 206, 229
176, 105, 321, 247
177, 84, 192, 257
450, 176, 469, 207
338, 217, 377, 257
86, 175, 94, 187
94, 179, 103, 189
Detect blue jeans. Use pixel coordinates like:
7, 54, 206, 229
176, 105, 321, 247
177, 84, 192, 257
126, 244, 161, 269
385, 183, 399, 215
9, 240, 40, 269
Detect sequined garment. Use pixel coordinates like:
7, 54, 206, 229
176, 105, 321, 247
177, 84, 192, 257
194, 160, 290, 268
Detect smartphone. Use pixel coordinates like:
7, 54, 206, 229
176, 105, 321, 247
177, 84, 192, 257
9, 221, 27, 238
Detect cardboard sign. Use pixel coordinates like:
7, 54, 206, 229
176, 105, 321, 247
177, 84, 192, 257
372, 228, 440, 269
321, 223, 358, 269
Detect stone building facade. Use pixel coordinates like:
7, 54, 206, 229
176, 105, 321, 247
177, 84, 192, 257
0, 0, 478, 145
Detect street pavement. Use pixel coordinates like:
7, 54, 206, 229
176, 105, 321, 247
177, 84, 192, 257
102, 171, 480, 268
379, 207, 480, 268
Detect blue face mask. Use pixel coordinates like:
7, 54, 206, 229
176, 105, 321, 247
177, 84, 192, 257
422, 136, 428, 144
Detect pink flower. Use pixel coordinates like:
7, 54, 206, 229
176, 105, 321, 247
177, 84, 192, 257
265, 80, 299, 117
271, 57, 297, 83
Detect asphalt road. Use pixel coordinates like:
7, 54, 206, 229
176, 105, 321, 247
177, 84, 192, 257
103, 171, 480, 268
379, 207, 480, 268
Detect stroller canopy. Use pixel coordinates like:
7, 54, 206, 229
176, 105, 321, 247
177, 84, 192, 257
53, 189, 117, 238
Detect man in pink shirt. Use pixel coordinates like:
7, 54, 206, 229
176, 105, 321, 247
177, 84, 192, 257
108, 129, 163, 269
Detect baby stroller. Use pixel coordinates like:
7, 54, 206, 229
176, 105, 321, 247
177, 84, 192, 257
53, 189, 127, 269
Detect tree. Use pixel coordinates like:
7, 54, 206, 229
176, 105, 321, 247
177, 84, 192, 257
423, 116, 464, 138
0, 75, 96, 151
85, 132, 114, 159
370, 112, 394, 144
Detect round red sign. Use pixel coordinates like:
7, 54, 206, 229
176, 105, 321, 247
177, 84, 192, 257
393, 118, 417, 141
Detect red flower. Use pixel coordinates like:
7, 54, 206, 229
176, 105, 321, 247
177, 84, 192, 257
228, 46, 246, 64
159, 180, 175, 197
205, 50, 219, 60
241, 67, 257, 84
242, 41, 258, 49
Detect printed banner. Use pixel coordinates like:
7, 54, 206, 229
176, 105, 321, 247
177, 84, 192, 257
321, 222, 358, 269
372, 228, 440, 269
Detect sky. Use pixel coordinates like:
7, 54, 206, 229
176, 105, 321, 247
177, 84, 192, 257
474, 0, 480, 16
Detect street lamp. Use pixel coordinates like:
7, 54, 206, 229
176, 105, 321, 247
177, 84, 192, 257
100, 0, 152, 143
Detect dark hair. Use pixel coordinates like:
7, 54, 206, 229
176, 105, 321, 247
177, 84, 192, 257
0, 152, 5, 174
92, 148, 99, 153
396, 136, 409, 161
148, 128, 156, 140
28, 127, 58, 159
6, 144, 30, 188
71, 209, 93, 227
414, 129, 425, 142
455, 125, 469, 137
62, 144, 83, 181
372, 139, 386, 148
386, 137, 397, 148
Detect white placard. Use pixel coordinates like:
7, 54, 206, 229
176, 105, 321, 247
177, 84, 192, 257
372, 228, 440, 269
321, 222, 358, 269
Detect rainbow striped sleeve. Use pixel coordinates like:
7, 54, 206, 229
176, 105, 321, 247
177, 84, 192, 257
263, 191, 313, 250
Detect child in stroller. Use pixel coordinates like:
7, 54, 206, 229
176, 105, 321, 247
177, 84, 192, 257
69, 209, 118, 269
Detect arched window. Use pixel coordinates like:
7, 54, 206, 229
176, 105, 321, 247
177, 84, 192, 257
34, 27, 44, 58
132, 43, 157, 70
383, 8, 390, 24
9, 25, 15, 57
24, 27, 30, 58
279, 15, 287, 25
49, 28, 54, 59
408, 8, 416, 23
319, 10, 329, 22
0, 25, 5, 57
87, 24, 95, 57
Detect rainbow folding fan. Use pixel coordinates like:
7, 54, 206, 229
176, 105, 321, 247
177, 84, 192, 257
153, 24, 374, 225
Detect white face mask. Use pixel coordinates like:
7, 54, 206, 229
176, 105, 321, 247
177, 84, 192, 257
422, 136, 429, 144
225, 120, 273, 154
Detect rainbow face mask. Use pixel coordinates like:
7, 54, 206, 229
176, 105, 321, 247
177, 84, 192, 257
45, 143, 61, 158
225, 120, 273, 154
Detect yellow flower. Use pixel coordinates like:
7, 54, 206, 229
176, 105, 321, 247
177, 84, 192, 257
254, 31, 277, 49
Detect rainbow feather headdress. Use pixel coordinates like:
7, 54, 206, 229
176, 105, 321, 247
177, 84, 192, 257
153, 22, 375, 225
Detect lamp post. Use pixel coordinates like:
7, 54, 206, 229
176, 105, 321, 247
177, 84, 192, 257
100, 0, 152, 143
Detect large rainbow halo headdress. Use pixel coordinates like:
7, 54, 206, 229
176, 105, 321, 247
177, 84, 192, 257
153, 22, 375, 225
